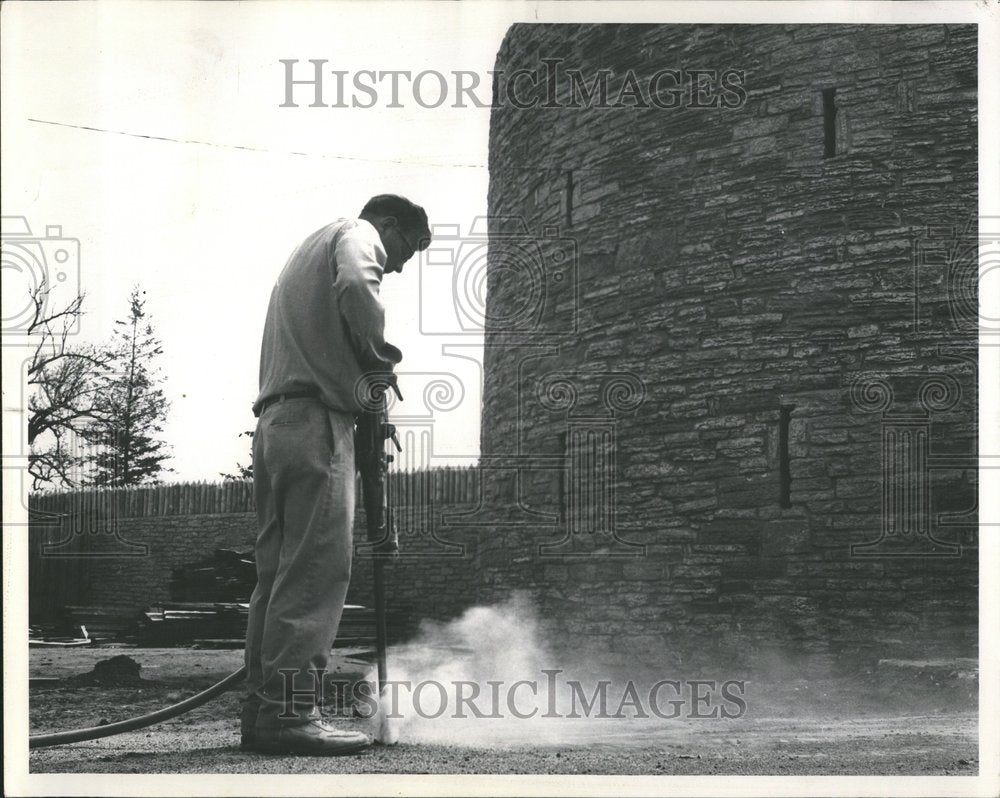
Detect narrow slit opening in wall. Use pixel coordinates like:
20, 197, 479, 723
779, 405, 794, 508
822, 88, 837, 158
564, 170, 574, 227
559, 429, 568, 521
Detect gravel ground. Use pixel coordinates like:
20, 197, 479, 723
28, 646, 978, 775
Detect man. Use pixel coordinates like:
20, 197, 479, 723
242, 194, 430, 755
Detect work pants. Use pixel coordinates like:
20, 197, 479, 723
244, 397, 356, 724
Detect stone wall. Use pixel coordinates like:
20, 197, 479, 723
480, 23, 978, 664
29, 470, 483, 640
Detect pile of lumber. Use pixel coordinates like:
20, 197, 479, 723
64, 605, 146, 642
29, 623, 92, 647
143, 602, 249, 645
141, 602, 375, 648
170, 548, 256, 602
41, 549, 380, 649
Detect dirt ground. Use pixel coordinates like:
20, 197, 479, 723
28, 646, 978, 775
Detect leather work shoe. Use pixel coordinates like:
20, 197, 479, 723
250, 719, 371, 756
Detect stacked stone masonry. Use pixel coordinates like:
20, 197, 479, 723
480, 23, 978, 664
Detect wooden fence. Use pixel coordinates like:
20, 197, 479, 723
29, 466, 479, 520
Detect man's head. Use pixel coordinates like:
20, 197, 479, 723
360, 194, 431, 274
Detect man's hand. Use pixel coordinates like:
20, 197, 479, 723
357, 370, 403, 409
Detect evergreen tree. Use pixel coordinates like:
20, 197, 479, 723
83, 287, 172, 485
220, 430, 254, 481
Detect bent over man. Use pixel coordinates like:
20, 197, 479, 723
242, 194, 430, 755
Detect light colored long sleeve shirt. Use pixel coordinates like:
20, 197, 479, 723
253, 218, 402, 416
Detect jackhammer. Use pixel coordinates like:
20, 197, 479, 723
29, 387, 402, 749
355, 378, 403, 744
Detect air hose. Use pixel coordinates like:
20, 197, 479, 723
29, 665, 247, 749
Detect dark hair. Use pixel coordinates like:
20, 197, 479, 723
360, 194, 431, 250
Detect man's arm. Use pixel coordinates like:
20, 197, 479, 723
332, 225, 403, 372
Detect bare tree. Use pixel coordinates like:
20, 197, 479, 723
26, 283, 111, 489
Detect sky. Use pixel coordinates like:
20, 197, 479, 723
2, 1, 520, 481
3, 0, 998, 487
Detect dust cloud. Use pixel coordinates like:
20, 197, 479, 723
378, 593, 745, 747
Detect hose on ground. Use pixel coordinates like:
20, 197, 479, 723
29, 666, 247, 749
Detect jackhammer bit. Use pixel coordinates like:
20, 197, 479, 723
355, 378, 402, 743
